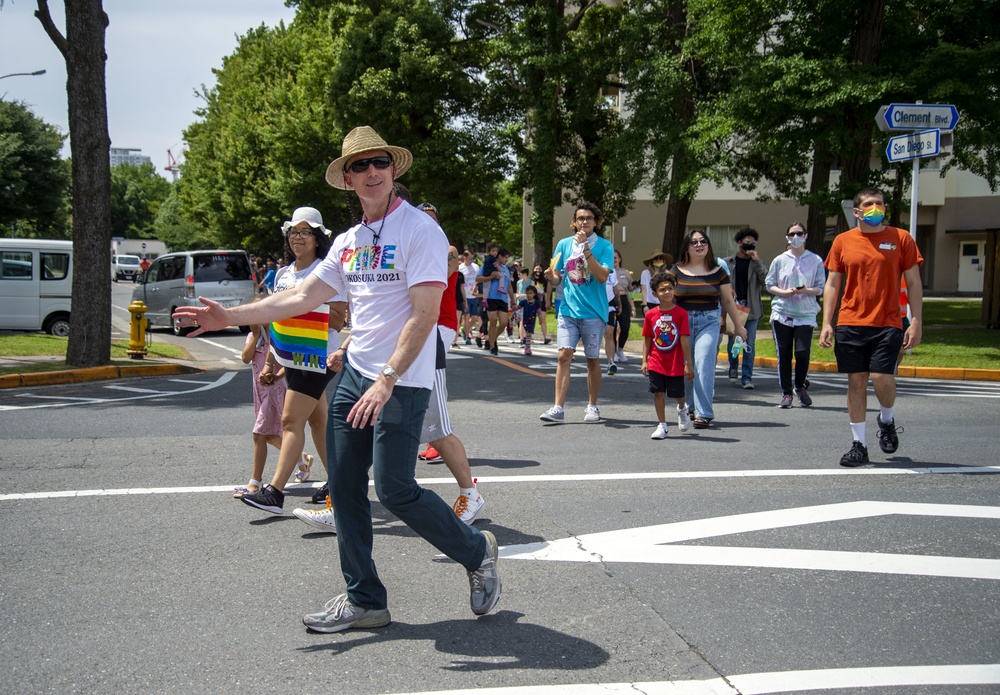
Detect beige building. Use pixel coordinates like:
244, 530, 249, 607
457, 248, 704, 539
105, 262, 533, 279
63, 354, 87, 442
524, 160, 999, 295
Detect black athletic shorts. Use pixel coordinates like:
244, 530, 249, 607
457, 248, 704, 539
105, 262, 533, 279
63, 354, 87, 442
834, 325, 903, 375
285, 363, 337, 400
648, 371, 686, 399
487, 299, 509, 313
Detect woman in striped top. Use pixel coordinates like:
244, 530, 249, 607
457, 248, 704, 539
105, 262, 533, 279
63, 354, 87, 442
671, 230, 748, 428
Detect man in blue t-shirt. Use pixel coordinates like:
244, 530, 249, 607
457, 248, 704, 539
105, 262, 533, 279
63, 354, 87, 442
540, 202, 615, 424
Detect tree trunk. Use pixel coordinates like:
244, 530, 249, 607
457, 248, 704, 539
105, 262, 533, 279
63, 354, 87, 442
37, 0, 112, 367
806, 138, 833, 255
839, 0, 886, 195
661, 191, 691, 263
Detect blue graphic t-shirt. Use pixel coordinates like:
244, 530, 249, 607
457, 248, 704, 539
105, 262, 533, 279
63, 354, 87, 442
553, 234, 614, 321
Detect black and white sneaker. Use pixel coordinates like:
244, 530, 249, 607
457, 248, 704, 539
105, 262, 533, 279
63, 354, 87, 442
241, 484, 284, 515
876, 415, 901, 454
839, 441, 870, 468
729, 367, 738, 384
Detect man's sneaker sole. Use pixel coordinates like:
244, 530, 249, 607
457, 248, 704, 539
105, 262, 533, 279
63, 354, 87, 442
303, 607, 391, 633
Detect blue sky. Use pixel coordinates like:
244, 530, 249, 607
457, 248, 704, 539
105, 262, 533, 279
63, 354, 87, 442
0, 0, 296, 176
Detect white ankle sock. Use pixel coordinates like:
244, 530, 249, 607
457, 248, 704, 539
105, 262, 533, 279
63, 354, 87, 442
850, 422, 866, 444
880, 406, 894, 424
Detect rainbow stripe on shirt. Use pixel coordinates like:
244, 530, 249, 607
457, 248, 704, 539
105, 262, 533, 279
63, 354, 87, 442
270, 305, 329, 373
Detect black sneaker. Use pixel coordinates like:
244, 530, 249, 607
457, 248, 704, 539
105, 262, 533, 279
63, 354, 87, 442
489, 346, 498, 356
839, 441, 870, 468
483, 340, 491, 351
475, 335, 483, 348
311, 482, 329, 504
795, 387, 812, 407
876, 415, 900, 454
241, 484, 284, 514
729, 367, 738, 383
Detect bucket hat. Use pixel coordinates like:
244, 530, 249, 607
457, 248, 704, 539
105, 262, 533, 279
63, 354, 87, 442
325, 126, 413, 190
643, 248, 673, 267
281, 207, 330, 237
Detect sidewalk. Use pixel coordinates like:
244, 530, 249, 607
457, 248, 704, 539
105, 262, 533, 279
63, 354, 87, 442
0, 354, 204, 389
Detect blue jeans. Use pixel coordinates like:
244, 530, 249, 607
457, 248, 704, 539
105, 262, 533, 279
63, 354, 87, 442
727, 312, 759, 384
327, 362, 487, 610
688, 308, 721, 420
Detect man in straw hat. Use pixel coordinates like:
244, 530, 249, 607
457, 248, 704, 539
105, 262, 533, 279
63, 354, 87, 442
173, 126, 501, 632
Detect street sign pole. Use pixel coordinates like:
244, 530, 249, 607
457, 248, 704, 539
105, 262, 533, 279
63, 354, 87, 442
909, 101, 921, 242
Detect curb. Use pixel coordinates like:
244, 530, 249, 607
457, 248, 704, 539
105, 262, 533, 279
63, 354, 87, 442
0, 363, 204, 389
715, 352, 1000, 382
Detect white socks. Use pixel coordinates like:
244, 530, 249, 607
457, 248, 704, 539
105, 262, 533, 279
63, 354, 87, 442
850, 422, 866, 445
880, 406, 894, 424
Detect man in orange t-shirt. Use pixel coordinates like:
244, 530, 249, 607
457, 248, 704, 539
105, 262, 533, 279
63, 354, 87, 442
819, 187, 923, 467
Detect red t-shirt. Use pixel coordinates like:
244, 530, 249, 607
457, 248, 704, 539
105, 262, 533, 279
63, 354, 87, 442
825, 226, 922, 329
437, 272, 459, 330
643, 305, 690, 377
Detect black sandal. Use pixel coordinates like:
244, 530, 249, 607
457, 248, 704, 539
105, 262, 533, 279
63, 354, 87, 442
693, 417, 711, 429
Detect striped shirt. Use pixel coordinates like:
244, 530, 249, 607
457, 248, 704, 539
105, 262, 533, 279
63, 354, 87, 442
671, 265, 730, 312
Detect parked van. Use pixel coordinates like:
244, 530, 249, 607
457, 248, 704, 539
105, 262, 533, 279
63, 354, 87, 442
111, 254, 142, 282
132, 249, 257, 335
0, 239, 73, 336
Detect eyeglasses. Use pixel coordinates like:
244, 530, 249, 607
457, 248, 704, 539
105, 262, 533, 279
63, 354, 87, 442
787, 231, 806, 237
689, 239, 708, 246
575, 215, 595, 222
287, 229, 315, 239
345, 155, 393, 174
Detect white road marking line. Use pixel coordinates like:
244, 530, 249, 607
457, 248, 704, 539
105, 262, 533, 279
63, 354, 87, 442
500, 501, 1000, 580
195, 336, 243, 355
380, 664, 1000, 695
102, 385, 169, 394
2, 467, 998, 502
0, 371, 237, 410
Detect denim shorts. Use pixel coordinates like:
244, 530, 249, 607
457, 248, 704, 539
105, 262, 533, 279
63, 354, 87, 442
556, 315, 606, 359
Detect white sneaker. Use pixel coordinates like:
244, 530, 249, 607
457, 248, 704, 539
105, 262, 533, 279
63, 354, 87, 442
651, 423, 669, 440
293, 504, 337, 533
616, 350, 628, 364
539, 406, 565, 423
583, 405, 601, 423
677, 406, 692, 432
453, 486, 485, 525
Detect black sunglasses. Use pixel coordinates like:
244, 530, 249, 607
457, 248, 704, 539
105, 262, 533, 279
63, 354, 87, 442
345, 155, 393, 174
787, 231, 806, 237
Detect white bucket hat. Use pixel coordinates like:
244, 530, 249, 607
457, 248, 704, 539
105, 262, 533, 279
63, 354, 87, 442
281, 207, 330, 237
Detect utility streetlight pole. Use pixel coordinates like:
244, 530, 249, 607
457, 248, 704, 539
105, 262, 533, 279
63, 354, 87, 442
0, 69, 47, 80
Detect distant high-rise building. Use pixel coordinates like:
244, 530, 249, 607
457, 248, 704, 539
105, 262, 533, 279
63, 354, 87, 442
110, 147, 151, 167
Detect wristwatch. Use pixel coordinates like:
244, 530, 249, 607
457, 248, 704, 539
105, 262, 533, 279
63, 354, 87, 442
381, 364, 400, 381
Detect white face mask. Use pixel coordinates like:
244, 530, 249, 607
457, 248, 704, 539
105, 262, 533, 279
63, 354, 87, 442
787, 235, 807, 249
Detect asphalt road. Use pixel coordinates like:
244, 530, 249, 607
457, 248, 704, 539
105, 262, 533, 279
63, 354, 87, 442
2, 286, 999, 694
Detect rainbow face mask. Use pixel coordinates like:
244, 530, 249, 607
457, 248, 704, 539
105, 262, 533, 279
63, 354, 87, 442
859, 204, 886, 226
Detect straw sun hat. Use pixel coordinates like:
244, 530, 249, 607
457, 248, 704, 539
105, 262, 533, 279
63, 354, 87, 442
324, 126, 413, 190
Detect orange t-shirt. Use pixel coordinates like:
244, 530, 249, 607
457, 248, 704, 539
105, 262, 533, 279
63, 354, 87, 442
825, 226, 921, 329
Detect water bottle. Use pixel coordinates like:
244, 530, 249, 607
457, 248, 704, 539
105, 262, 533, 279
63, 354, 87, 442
731, 336, 744, 359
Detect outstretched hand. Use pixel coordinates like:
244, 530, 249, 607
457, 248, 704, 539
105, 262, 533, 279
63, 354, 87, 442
171, 297, 229, 337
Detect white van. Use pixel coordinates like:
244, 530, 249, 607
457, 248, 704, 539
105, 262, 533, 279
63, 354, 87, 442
0, 239, 73, 336
111, 254, 142, 282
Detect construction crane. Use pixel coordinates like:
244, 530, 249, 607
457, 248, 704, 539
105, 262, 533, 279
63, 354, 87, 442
165, 149, 180, 182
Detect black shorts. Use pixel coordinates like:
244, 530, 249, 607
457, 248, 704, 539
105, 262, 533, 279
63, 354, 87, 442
834, 326, 903, 375
648, 371, 686, 399
285, 363, 337, 399
487, 299, 508, 313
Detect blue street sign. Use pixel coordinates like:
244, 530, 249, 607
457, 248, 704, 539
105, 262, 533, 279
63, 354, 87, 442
885, 129, 941, 163
876, 104, 960, 132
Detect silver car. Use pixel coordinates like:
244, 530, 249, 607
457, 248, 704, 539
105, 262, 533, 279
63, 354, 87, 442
132, 250, 257, 335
